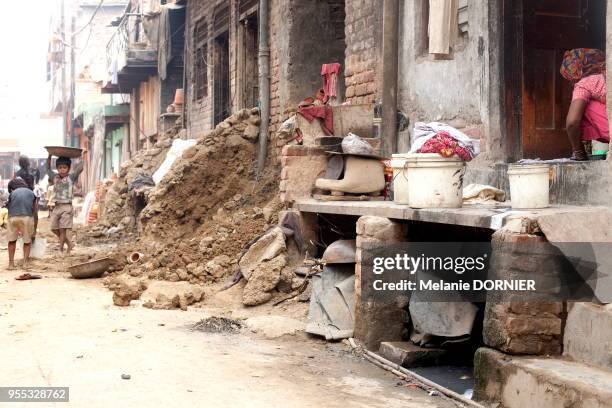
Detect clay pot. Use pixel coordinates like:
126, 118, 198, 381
174, 89, 184, 105
127, 252, 144, 264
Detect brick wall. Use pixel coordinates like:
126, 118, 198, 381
186, 0, 286, 145
344, 0, 382, 105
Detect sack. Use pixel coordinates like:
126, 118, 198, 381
341, 133, 376, 156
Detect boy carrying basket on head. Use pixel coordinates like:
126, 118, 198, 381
46, 155, 84, 254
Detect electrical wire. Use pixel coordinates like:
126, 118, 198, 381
73, 0, 105, 36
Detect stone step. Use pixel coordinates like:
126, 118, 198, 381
378, 341, 448, 367
474, 347, 612, 408
564, 302, 612, 371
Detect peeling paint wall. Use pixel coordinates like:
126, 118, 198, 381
397, 1, 493, 154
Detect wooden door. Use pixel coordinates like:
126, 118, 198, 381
522, 0, 606, 159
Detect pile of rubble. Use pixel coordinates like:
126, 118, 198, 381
102, 108, 307, 310
95, 119, 184, 231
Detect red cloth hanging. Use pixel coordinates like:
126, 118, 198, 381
321, 63, 341, 99
297, 105, 334, 135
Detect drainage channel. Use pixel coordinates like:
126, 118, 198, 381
348, 339, 484, 408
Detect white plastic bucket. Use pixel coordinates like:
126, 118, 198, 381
391, 154, 410, 204
405, 153, 466, 208
508, 164, 550, 209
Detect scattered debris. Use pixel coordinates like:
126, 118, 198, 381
192, 316, 243, 334
141, 281, 204, 311
107, 275, 148, 306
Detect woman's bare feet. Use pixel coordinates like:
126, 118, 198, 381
8, 262, 15, 270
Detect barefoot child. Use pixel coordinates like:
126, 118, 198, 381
6, 178, 37, 269
46, 155, 84, 254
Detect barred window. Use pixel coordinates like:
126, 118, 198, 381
194, 19, 208, 100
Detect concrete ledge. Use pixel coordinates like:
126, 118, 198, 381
474, 347, 612, 408
294, 199, 603, 230
564, 303, 612, 370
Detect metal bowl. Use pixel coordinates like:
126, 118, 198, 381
45, 146, 83, 159
69, 257, 112, 279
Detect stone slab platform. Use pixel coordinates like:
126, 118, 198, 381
474, 347, 612, 408
294, 199, 604, 231
378, 341, 448, 367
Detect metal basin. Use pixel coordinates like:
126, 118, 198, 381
69, 257, 112, 279
45, 146, 83, 158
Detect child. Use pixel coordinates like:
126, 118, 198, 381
6, 178, 37, 269
15, 155, 40, 190
46, 184, 55, 218
46, 155, 84, 254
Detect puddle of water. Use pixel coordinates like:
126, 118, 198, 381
410, 365, 474, 398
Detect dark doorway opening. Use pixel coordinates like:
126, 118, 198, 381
213, 31, 231, 126
504, 0, 607, 160
287, 0, 346, 104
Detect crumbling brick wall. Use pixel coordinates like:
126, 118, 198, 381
279, 145, 328, 204
483, 232, 565, 355
355, 216, 409, 350
344, 0, 382, 105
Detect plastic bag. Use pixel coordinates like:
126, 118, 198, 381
278, 116, 297, 139
16, 237, 47, 259
341, 133, 376, 156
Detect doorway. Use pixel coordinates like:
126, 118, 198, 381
505, 0, 606, 160
213, 31, 231, 126
239, 12, 259, 109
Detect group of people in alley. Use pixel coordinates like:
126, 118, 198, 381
4, 153, 83, 272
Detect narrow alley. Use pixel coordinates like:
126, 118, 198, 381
0, 221, 453, 408
0, 0, 612, 407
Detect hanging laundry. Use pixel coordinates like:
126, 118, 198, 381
321, 63, 342, 100
428, 0, 459, 55
297, 105, 334, 135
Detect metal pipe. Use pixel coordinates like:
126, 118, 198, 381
70, 16, 76, 147
61, 0, 67, 145
381, 0, 399, 157
256, 0, 270, 179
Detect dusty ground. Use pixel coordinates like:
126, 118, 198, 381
0, 219, 456, 408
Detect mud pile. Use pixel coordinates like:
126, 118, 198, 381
105, 107, 295, 309
96, 118, 184, 230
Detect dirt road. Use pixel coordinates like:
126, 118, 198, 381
0, 252, 455, 408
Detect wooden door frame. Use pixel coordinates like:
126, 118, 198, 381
236, 8, 258, 110
502, 0, 524, 161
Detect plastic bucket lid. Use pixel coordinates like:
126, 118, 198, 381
507, 164, 550, 175
404, 153, 464, 163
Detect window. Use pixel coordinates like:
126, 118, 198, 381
194, 20, 208, 100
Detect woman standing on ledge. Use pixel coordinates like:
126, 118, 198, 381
561, 48, 608, 161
